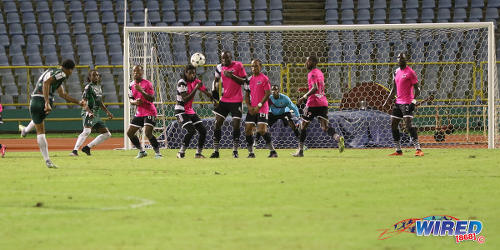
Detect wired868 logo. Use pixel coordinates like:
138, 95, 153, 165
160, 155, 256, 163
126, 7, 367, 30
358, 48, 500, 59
378, 215, 485, 244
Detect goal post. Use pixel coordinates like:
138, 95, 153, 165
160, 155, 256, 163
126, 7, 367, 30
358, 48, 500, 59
123, 23, 498, 149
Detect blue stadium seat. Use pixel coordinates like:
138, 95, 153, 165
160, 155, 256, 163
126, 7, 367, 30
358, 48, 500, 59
109, 44, 122, 55
73, 23, 87, 35
71, 12, 85, 23
421, 0, 435, 9
389, 0, 403, 9
54, 24, 68, 35
325, 0, 338, 9
471, 0, 485, 8
0, 13, 3, 24
7, 13, 20, 23
147, 0, 160, 11
22, 12, 37, 24
389, 9, 402, 23
373, 0, 386, 10
454, 0, 467, 8
489, 0, 500, 8
93, 44, 106, 55
421, 8, 435, 22
372, 9, 386, 22
130, 0, 144, 12
163, 11, 176, 23
3, 2, 17, 13
270, 0, 283, 10
177, 0, 191, 11
341, 0, 354, 10
208, 11, 222, 22
254, 10, 267, 22
469, 8, 483, 21
28, 54, 43, 66
28, 35, 42, 47
270, 10, 283, 22
208, 0, 222, 10
193, 11, 207, 23
224, 10, 237, 23
69, 0, 82, 12
239, 10, 252, 22
105, 23, 119, 34
239, 0, 252, 10
38, 12, 52, 23
52, 0, 66, 12
76, 34, 89, 45
54, 12, 67, 23
405, 1, 419, 9
155, 22, 167, 26
87, 11, 100, 23
224, 0, 237, 11
8, 23, 23, 35
4, 86, 19, 97
148, 11, 162, 24
40, 23, 54, 35
192, 0, 205, 10
101, 0, 113, 12
11, 54, 26, 66
42, 35, 55, 46
132, 11, 145, 24
162, 0, 175, 11
24, 23, 38, 35
89, 23, 102, 35
58, 34, 72, 45
116, 12, 131, 25
92, 34, 105, 45
42, 44, 56, 56
254, 0, 267, 10
188, 37, 203, 55
453, 8, 467, 21
175, 11, 190, 23
0, 24, 5, 35
356, 9, 370, 22
36, 1, 50, 12
485, 8, 499, 20
357, 0, 370, 10
26, 44, 39, 56
95, 53, 109, 65
102, 11, 115, 24
438, 0, 451, 9
437, 8, 451, 21
107, 34, 121, 45
79, 53, 92, 65
84, 0, 98, 12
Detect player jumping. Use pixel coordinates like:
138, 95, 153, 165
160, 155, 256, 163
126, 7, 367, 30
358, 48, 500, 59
294, 55, 345, 157
70, 70, 114, 156
210, 51, 247, 158
127, 65, 162, 159
244, 59, 277, 158
384, 52, 424, 156
175, 64, 215, 158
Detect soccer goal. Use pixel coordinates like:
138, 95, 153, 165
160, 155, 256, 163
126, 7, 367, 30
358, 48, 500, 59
123, 23, 499, 150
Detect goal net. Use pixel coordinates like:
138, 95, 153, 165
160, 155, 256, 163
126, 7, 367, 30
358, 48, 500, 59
124, 23, 499, 150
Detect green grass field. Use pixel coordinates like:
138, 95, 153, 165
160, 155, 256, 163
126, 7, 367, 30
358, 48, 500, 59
0, 148, 498, 249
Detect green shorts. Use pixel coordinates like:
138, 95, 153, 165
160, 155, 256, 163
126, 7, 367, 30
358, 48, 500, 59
30, 96, 53, 124
82, 112, 106, 130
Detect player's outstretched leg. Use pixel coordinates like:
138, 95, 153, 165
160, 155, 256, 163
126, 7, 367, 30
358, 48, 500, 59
19, 121, 35, 138
71, 127, 91, 156
0, 144, 6, 158
83, 130, 112, 156
194, 123, 206, 158
148, 135, 162, 159
178, 123, 195, 159
326, 127, 344, 153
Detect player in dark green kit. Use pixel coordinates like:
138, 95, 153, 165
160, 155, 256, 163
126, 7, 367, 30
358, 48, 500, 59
70, 70, 114, 156
31, 59, 85, 168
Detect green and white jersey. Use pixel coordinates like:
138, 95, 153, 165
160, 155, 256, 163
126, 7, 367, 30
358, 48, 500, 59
81, 82, 103, 115
32, 68, 67, 100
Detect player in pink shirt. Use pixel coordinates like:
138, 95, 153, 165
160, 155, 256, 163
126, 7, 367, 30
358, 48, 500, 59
210, 51, 247, 158
244, 59, 277, 158
294, 56, 345, 157
127, 65, 162, 159
175, 64, 215, 158
384, 53, 423, 157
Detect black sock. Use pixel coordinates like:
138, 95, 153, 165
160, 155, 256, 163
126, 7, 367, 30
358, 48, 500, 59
233, 128, 241, 151
214, 128, 221, 151
148, 136, 160, 154
299, 128, 307, 143
246, 135, 254, 153
130, 136, 143, 151
183, 124, 196, 149
293, 128, 299, 137
327, 127, 336, 137
195, 123, 207, 150
391, 128, 401, 142
263, 132, 275, 151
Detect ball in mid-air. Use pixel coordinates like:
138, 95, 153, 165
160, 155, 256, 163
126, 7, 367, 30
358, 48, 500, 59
190, 53, 206, 67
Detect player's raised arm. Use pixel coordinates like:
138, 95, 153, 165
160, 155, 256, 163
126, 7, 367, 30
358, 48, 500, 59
57, 84, 84, 106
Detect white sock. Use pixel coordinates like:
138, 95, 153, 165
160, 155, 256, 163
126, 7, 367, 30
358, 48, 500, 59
37, 134, 49, 161
24, 121, 35, 133
74, 128, 91, 150
88, 132, 111, 148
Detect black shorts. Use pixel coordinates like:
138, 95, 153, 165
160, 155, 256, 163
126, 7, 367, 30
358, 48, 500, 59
245, 112, 268, 125
213, 101, 242, 119
392, 103, 415, 119
268, 112, 293, 127
175, 113, 202, 128
130, 116, 157, 128
302, 106, 328, 122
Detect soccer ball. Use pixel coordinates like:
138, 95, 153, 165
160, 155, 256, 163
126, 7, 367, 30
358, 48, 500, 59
190, 53, 206, 67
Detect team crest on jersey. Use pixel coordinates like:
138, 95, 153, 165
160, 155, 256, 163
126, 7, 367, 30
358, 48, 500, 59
402, 73, 407, 78
257, 81, 262, 85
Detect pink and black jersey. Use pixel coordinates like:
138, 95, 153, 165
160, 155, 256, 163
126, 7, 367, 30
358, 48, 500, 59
394, 66, 418, 104
244, 73, 271, 113
129, 79, 157, 117
306, 68, 328, 107
214, 61, 247, 103
175, 78, 206, 115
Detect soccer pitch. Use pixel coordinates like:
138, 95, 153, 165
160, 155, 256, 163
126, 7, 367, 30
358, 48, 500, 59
0, 149, 498, 249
